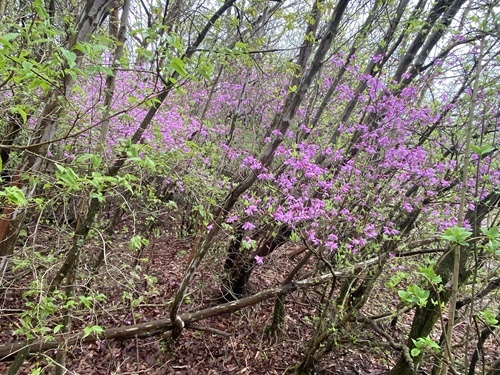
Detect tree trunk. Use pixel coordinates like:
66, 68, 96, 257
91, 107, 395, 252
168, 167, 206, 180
98, 0, 131, 150
222, 224, 292, 300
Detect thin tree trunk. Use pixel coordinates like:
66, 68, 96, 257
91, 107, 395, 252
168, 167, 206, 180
316, 0, 410, 165
439, 30, 486, 375
392, 0, 457, 83
268, 249, 313, 334
98, 0, 132, 152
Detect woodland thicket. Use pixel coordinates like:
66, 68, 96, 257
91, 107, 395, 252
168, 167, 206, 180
0, 0, 499, 374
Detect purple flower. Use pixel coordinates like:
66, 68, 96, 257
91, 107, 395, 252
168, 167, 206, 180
242, 222, 255, 231
402, 201, 413, 212
226, 215, 239, 223
325, 241, 338, 251
255, 255, 263, 265
371, 53, 385, 63
363, 224, 377, 238
244, 205, 258, 215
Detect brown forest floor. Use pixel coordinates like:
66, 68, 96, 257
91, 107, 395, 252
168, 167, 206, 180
1, 222, 499, 374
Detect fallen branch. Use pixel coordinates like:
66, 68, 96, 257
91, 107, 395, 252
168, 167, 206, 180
0, 256, 380, 359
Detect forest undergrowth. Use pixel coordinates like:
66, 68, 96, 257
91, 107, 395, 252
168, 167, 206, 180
1, 212, 498, 374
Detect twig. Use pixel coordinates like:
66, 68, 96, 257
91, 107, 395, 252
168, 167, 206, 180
185, 323, 232, 337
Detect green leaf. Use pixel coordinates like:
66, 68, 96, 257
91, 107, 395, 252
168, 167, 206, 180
1, 32, 19, 49
470, 144, 495, 155
169, 57, 187, 77
83, 325, 104, 339
79, 296, 93, 309
235, 41, 248, 50
196, 61, 213, 80
144, 157, 156, 171
398, 290, 409, 300
481, 226, 499, 240
99, 66, 114, 76
127, 144, 139, 158
90, 192, 106, 202
137, 47, 153, 60
75, 153, 101, 169
74, 42, 91, 55
3, 33, 19, 42
410, 348, 421, 357
399, 285, 429, 307
419, 265, 442, 284
32, 0, 48, 19
165, 34, 183, 51
479, 310, 499, 327
21, 61, 34, 74
0, 186, 28, 207
55, 164, 79, 187
129, 235, 144, 251
289, 231, 301, 242
53, 324, 64, 334
84, 65, 100, 75
61, 48, 77, 68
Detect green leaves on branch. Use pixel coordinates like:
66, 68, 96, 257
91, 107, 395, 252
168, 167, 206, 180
122, 141, 156, 171
59, 48, 77, 69
419, 265, 442, 285
0, 32, 19, 49
411, 336, 440, 357
32, 0, 49, 20
482, 226, 499, 240
83, 325, 104, 339
169, 57, 188, 77
290, 231, 301, 242
196, 57, 213, 81
441, 225, 499, 256
441, 226, 472, 246
55, 156, 138, 202
75, 153, 102, 170
0, 186, 28, 206
478, 310, 499, 328
10, 105, 28, 124
398, 285, 430, 307
397, 264, 443, 308
470, 144, 495, 156
55, 163, 79, 188
481, 226, 500, 256
129, 235, 149, 251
